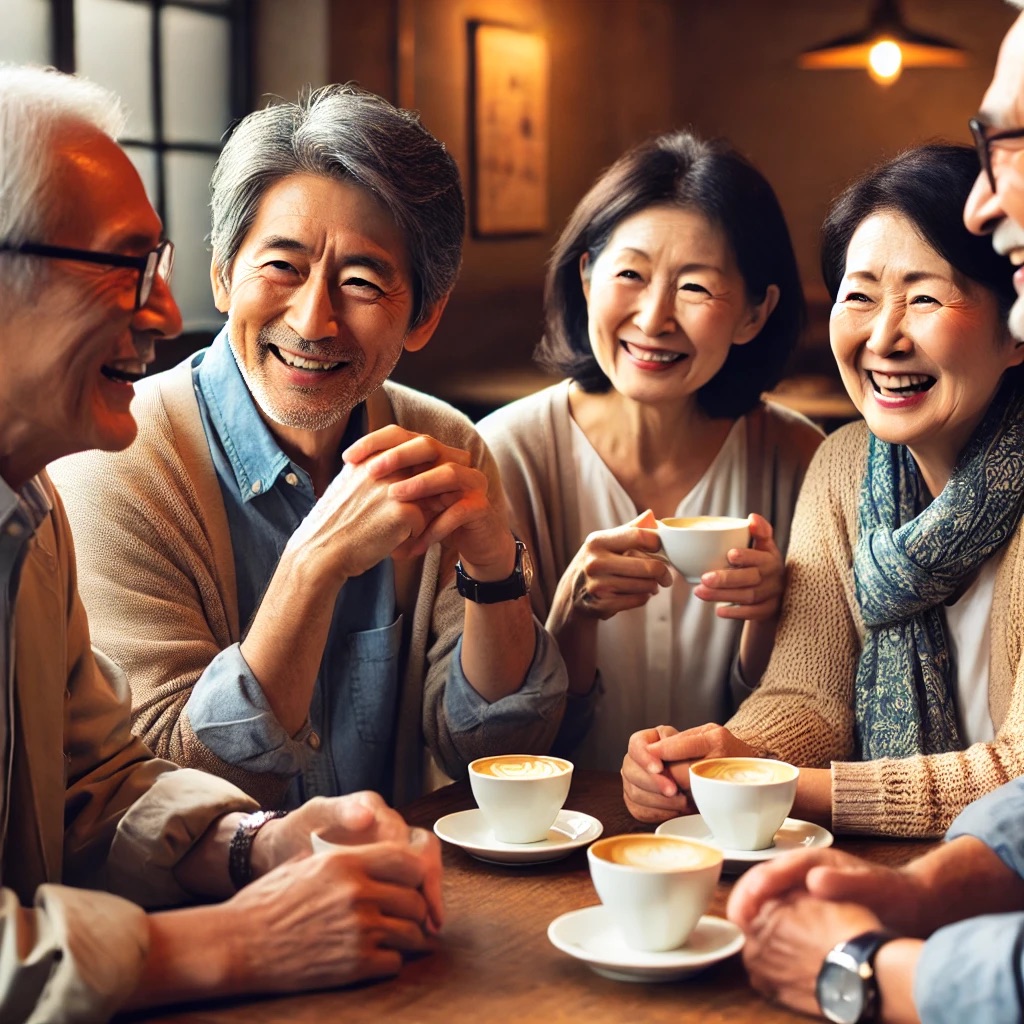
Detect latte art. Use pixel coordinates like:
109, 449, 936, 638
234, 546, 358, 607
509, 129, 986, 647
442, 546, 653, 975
592, 835, 721, 871
691, 757, 796, 784
471, 755, 571, 779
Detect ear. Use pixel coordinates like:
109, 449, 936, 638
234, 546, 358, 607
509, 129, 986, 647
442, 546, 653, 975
404, 293, 450, 353
579, 252, 592, 305
733, 284, 780, 347
211, 260, 231, 314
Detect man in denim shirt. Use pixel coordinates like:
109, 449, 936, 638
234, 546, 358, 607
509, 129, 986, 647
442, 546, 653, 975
724, 5, 1024, 1023
51, 85, 566, 808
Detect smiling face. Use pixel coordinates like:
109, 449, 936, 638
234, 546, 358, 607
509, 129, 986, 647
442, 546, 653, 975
580, 206, 775, 414
212, 173, 441, 448
831, 211, 1022, 492
0, 125, 181, 484
964, 13, 1024, 341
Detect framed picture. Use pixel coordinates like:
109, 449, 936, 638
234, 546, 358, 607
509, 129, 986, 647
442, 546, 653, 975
469, 23, 549, 237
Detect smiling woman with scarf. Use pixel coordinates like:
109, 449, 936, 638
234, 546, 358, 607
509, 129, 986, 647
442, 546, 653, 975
621, 144, 1024, 837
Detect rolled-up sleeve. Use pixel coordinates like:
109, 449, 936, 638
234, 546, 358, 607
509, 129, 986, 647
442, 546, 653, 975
0, 885, 148, 1024
912, 778, 1024, 1023
184, 644, 311, 776
442, 619, 566, 746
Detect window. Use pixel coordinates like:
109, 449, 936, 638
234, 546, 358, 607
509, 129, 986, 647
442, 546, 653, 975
2, 0, 251, 332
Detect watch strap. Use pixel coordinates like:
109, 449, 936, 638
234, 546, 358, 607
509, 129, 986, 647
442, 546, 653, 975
818, 928, 898, 1024
228, 809, 287, 890
456, 539, 529, 604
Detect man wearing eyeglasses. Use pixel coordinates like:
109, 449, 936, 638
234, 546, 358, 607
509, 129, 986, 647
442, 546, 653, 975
0, 64, 446, 1023
727, 5, 1024, 1024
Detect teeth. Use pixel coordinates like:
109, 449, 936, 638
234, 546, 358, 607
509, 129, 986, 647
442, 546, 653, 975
1008, 248, 1024, 268
101, 363, 146, 384
869, 370, 934, 394
279, 350, 342, 371
624, 342, 682, 364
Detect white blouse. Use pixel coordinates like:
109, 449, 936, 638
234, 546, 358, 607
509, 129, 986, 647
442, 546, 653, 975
569, 417, 749, 771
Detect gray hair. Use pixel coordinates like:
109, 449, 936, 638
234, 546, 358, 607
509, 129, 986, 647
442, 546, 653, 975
210, 84, 465, 328
0, 64, 126, 299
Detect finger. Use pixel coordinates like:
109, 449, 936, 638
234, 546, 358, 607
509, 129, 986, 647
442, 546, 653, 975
626, 727, 672, 775
747, 513, 773, 542
728, 851, 844, 930
409, 828, 445, 932
645, 723, 719, 763
331, 842, 429, 891
630, 509, 658, 529
622, 779, 694, 822
372, 912, 433, 954
343, 425, 420, 464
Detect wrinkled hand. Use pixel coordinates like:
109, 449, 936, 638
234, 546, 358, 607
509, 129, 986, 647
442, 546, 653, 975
738, 891, 885, 1017
224, 836, 439, 992
344, 425, 512, 577
693, 514, 784, 622
729, 847, 926, 937
621, 723, 756, 823
558, 510, 672, 621
254, 792, 444, 933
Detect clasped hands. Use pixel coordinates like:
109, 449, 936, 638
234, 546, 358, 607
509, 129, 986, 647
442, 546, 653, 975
288, 424, 515, 587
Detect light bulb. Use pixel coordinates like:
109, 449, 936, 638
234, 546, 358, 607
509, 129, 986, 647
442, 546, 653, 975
868, 40, 903, 84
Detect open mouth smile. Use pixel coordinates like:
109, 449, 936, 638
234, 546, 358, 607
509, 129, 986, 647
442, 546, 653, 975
101, 363, 147, 384
269, 344, 344, 372
868, 370, 935, 397
621, 341, 686, 365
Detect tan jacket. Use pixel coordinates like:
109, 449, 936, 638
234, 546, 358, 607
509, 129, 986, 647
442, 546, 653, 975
729, 422, 1024, 836
1, 476, 256, 1024
50, 358, 566, 807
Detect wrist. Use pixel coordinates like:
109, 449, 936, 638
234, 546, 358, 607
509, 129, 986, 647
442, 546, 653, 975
229, 810, 288, 889
457, 532, 517, 582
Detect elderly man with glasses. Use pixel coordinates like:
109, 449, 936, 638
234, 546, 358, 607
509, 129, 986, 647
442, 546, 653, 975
0, 63, 444, 1024
728, 5, 1024, 1024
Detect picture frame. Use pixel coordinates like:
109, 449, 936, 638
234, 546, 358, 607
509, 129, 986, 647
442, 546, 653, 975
469, 23, 549, 237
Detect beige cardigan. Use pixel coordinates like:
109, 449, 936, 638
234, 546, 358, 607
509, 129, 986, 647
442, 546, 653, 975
729, 421, 1024, 836
50, 359, 564, 807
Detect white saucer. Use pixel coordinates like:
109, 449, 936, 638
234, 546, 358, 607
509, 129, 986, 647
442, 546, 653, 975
547, 906, 744, 982
433, 808, 603, 864
655, 814, 833, 870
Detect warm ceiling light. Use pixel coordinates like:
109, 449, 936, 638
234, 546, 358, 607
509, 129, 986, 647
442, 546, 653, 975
798, 0, 969, 87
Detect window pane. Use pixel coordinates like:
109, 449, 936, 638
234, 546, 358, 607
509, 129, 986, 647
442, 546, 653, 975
0, 0, 51, 64
161, 6, 230, 144
123, 145, 159, 205
164, 151, 219, 329
75, 0, 154, 140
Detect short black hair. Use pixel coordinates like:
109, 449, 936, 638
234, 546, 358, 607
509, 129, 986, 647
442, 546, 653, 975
821, 143, 1016, 321
535, 130, 805, 419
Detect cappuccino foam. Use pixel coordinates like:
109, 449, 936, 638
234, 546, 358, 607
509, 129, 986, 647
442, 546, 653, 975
593, 835, 720, 870
660, 516, 748, 531
691, 758, 796, 784
470, 755, 571, 780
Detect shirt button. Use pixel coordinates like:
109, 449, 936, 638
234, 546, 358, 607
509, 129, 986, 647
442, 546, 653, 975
308, 731, 321, 751
250, 481, 262, 494
285, 473, 299, 486
5, 522, 23, 537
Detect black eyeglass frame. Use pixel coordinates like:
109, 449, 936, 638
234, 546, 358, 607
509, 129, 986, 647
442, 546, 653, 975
0, 238, 174, 310
969, 117, 1024, 193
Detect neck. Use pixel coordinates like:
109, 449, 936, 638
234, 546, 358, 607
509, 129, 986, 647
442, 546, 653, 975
260, 410, 352, 497
0, 413, 55, 492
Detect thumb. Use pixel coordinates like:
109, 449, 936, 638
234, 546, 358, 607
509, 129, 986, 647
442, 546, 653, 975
748, 513, 774, 547
630, 509, 658, 529
806, 864, 889, 905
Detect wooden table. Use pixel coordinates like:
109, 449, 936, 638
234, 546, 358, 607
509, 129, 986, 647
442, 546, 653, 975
126, 771, 932, 1023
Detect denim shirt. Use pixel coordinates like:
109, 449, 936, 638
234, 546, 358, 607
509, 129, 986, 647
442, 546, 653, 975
184, 328, 494, 805
915, 776, 1024, 1023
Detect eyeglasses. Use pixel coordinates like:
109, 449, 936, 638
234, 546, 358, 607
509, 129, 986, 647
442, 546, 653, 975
0, 238, 174, 310
969, 117, 1024, 193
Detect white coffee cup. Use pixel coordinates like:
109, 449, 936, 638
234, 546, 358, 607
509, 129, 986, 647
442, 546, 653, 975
688, 756, 800, 851
655, 515, 751, 584
468, 754, 573, 843
587, 834, 723, 952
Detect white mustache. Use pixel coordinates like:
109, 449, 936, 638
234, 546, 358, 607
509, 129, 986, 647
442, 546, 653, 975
992, 217, 1024, 258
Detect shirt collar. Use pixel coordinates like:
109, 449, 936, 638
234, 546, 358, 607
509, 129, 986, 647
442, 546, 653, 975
197, 325, 368, 503
0, 473, 51, 537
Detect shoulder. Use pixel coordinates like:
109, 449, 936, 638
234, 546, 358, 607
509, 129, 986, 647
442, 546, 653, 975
753, 401, 826, 457
802, 420, 870, 503
477, 381, 569, 437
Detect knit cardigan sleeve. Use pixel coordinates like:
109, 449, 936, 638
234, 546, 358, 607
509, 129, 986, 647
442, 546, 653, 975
728, 421, 1024, 837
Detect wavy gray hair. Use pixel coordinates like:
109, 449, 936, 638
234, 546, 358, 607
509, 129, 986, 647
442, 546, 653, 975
0, 64, 126, 301
210, 84, 465, 329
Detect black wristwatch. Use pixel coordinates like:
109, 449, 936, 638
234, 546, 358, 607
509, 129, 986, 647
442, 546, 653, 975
455, 538, 533, 604
816, 929, 897, 1024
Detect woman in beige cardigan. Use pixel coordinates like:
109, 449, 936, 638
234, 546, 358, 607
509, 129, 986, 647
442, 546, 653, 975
623, 144, 1024, 837
479, 131, 822, 771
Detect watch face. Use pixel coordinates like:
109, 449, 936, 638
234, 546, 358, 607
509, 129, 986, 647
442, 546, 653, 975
816, 960, 866, 1024
519, 542, 535, 591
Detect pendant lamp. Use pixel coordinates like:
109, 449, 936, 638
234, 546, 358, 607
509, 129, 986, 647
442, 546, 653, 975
798, 0, 969, 85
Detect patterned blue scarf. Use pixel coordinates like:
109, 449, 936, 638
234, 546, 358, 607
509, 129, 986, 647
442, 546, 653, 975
854, 382, 1024, 759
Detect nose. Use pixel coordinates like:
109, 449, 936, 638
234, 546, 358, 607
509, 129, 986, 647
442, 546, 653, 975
132, 271, 183, 341
864, 302, 911, 357
634, 284, 677, 337
286, 272, 339, 341
964, 170, 1004, 236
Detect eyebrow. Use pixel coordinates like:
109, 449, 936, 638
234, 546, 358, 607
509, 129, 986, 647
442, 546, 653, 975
616, 247, 724, 274
257, 234, 399, 281
845, 270, 949, 285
